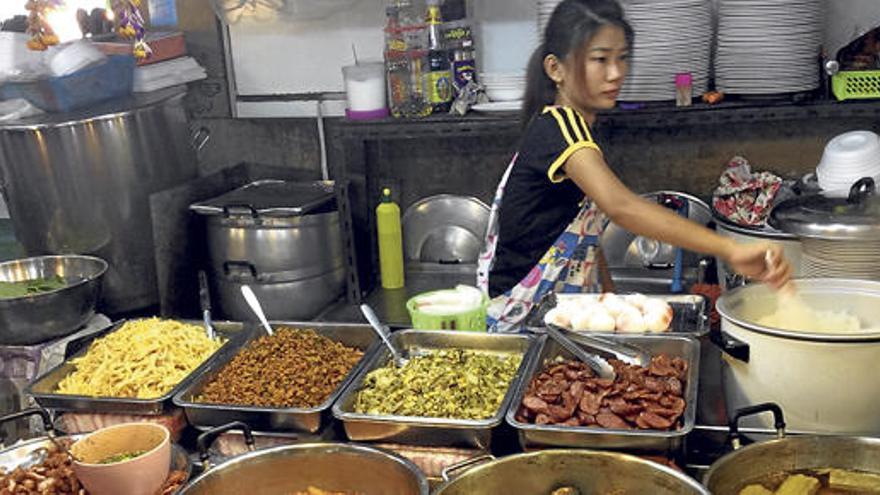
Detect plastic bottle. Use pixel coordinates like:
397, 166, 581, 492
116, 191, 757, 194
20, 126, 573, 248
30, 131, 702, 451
376, 188, 405, 289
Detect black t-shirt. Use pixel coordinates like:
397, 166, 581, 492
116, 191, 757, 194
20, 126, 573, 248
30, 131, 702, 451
489, 106, 602, 297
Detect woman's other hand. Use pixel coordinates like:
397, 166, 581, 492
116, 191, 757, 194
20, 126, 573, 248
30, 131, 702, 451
726, 243, 793, 290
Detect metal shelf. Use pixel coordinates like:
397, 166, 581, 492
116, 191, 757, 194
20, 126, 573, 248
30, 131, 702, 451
328, 98, 880, 140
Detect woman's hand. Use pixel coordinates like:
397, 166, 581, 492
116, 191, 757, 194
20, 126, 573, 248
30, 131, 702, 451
726, 243, 793, 290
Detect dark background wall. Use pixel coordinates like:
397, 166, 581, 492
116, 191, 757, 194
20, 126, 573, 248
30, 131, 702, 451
176, 0, 880, 212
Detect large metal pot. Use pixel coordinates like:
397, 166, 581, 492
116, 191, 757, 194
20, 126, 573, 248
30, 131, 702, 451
190, 180, 346, 320
0, 88, 201, 313
181, 435, 428, 495
0, 255, 107, 345
715, 278, 880, 433
704, 404, 880, 494
433, 450, 708, 495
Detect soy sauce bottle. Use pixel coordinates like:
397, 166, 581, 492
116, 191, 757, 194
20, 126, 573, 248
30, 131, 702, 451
423, 0, 453, 114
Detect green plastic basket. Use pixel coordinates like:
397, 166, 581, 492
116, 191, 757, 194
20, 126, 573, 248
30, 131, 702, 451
406, 290, 489, 331
832, 70, 880, 101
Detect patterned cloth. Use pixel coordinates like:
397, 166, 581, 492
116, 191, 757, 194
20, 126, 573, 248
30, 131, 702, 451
712, 156, 782, 226
477, 153, 607, 333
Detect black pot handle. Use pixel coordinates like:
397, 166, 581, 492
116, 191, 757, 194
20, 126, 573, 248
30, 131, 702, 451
729, 403, 786, 450
711, 329, 750, 363
196, 421, 255, 471
0, 407, 54, 436
848, 177, 876, 204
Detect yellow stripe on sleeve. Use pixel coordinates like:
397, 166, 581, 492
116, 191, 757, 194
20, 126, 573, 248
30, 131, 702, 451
577, 113, 595, 142
547, 108, 575, 146
546, 141, 601, 183
564, 107, 585, 142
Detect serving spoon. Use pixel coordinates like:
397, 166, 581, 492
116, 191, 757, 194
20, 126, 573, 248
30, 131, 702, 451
240, 285, 273, 336
360, 303, 407, 367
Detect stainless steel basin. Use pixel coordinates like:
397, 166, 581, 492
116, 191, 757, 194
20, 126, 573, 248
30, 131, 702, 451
0, 255, 107, 345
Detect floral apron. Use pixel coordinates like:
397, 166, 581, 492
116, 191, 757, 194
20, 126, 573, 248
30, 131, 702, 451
477, 153, 608, 333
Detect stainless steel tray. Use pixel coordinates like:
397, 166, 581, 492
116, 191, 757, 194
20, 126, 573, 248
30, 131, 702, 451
174, 322, 380, 433
525, 293, 709, 337
332, 330, 539, 449
506, 334, 701, 453
26, 319, 249, 416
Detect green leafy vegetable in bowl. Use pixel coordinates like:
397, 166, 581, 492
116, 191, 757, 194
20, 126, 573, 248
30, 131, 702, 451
0, 275, 67, 298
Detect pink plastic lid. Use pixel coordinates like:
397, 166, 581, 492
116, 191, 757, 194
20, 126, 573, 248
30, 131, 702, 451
675, 73, 693, 86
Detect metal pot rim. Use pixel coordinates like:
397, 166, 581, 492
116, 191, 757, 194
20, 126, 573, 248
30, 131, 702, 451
716, 278, 880, 343
183, 442, 429, 494
434, 449, 709, 494
704, 434, 880, 489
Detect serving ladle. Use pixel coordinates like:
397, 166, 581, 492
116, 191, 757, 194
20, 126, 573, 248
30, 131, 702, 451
360, 303, 407, 367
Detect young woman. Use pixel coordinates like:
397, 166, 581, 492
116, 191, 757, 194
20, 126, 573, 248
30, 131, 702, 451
477, 0, 792, 332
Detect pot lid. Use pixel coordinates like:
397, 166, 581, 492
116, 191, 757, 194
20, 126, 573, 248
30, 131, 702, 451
190, 180, 336, 217
769, 177, 880, 241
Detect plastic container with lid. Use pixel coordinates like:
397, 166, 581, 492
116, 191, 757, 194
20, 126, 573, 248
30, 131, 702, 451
342, 61, 388, 120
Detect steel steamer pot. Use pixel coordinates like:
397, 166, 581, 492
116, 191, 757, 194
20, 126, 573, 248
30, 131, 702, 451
433, 450, 709, 495
190, 180, 346, 321
180, 423, 428, 495
705, 404, 880, 494
715, 278, 880, 433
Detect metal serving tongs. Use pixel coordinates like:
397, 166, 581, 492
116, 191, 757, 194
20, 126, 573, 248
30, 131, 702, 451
360, 303, 407, 367
545, 322, 653, 379
544, 324, 617, 380
198, 270, 216, 340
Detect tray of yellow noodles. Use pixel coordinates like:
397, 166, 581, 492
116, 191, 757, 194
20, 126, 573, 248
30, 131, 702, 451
26, 317, 250, 415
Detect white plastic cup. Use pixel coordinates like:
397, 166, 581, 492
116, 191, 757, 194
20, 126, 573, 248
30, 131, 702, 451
342, 61, 386, 113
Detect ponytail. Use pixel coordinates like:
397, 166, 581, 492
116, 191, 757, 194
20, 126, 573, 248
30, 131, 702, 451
520, 44, 557, 129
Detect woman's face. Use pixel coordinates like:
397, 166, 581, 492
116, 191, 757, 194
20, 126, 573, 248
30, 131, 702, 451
556, 25, 630, 120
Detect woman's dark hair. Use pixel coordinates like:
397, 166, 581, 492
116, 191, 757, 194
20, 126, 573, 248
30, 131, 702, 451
521, 0, 634, 127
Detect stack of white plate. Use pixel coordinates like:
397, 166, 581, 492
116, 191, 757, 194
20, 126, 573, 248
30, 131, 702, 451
480, 72, 526, 102
537, 0, 563, 36
802, 239, 880, 281
816, 130, 880, 192
716, 0, 824, 95
618, 0, 712, 102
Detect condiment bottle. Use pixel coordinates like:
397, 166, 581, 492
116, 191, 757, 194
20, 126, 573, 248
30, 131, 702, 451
376, 188, 405, 289
423, 0, 453, 114
675, 73, 693, 107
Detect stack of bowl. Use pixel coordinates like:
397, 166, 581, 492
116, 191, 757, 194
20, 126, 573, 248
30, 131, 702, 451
816, 130, 880, 193
480, 72, 525, 103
